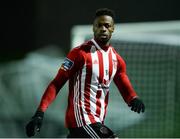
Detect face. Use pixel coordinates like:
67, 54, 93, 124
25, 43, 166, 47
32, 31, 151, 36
93, 15, 114, 45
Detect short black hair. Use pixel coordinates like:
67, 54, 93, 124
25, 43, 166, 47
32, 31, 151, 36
95, 8, 115, 20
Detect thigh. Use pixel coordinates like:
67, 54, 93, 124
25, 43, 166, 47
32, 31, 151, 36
67, 125, 92, 138
89, 122, 118, 138
67, 122, 118, 138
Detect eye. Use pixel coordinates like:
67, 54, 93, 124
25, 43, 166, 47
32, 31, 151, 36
97, 23, 103, 28
96, 23, 111, 28
104, 24, 110, 28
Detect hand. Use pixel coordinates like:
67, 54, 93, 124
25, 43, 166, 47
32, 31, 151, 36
129, 98, 145, 113
25, 110, 44, 137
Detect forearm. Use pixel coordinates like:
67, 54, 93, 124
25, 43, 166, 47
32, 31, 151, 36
38, 69, 69, 112
38, 82, 58, 112
114, 73, 137, 104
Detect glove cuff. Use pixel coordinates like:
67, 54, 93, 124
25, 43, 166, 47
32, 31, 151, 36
33, 110, 44, 119
128, 96, 138, 106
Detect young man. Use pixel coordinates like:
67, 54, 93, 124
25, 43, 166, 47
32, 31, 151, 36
26, 8, 145, 138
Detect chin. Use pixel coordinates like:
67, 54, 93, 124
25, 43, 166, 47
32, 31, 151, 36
95, 37, 110, 45
100, 38, 109, 44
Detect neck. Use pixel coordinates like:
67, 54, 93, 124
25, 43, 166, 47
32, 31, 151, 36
94, 38, 110, 50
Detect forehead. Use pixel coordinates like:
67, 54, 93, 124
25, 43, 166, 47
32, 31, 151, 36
94, 15, 114, 24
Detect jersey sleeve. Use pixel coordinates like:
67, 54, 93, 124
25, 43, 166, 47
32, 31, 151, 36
38, 47, 85, 112
113, 54, 138, 105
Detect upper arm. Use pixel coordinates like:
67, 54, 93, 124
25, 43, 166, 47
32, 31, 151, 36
60, 47, 85, 76
51, 47, 85, 91
114, 54, 127, 78
113, 53, 137, 104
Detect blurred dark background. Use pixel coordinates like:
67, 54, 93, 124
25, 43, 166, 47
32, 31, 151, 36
1, 0, 180, 62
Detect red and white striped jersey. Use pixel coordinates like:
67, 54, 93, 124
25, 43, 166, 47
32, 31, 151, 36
38, 38, 137, 128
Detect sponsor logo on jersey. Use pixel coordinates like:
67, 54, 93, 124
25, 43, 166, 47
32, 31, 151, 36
61, 58, 74, 71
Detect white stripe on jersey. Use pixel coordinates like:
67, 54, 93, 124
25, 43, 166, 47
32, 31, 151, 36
103, 49, 110, 82
90, 46, 102, 122
80, 64, 92, 125
99, 50, 110, 121
110, 48, 118, 81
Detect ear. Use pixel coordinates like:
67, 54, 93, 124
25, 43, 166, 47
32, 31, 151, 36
111, 24, 115, 33
92, 22, 96, 33
92, 25, 95, 33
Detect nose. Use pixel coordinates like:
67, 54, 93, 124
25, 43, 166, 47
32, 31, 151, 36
100, 25, 106, 32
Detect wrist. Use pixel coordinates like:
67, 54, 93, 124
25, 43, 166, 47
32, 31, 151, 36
33, 110, 44, 118
128, 96, 138, 105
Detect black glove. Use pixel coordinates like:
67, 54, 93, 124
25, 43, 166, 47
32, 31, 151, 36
129, 98, 145, 113
26, 110, 44, 137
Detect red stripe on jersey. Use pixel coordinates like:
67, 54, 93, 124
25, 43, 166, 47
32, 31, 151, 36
102, 91, 109, 124
108, 49, 113, 80
84, 52, 96, 124
95, 90, 102, 117
97, 50, 104, 83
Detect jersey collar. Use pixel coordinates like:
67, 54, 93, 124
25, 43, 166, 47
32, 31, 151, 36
91, 38, 110, 52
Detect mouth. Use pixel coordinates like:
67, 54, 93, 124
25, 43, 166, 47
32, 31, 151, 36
99, 34, 108, 38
